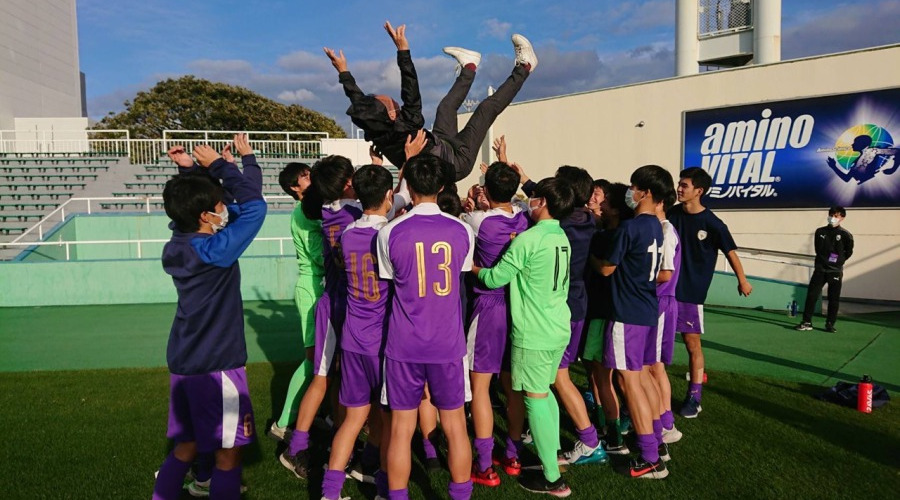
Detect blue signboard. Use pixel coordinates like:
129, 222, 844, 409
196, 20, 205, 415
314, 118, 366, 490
683, 88, 900, 209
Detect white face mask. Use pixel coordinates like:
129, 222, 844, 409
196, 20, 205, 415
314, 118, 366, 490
625, 187, 641, 210
527, 198, 542, 219
827, 216, 840, 226
210, 207, 229, 233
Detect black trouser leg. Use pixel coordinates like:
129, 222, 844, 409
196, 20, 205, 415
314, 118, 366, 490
825, 272, 843, 326
432, 68, 476, 140
802, 269, 826, 323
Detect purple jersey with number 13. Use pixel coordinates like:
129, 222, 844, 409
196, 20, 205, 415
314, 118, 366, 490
377, 203, 474, 364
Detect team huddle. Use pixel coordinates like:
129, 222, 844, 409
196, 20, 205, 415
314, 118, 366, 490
151, 21, 753, 500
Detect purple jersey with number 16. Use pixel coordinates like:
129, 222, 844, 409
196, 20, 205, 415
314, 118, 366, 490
340, 214, 391, 357
377, 203, 474, 364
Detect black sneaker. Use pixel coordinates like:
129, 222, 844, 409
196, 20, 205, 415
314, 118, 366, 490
279, 449, 310, 480
794, 322, 813, 331
517, 471, 571, 497
349, 460, 377, 484
825, 323, 837, 333
628, 457, 668, 479
658, 442, 671, 462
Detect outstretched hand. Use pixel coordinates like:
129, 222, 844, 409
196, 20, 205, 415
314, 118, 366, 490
323, 47, 348, 73
384, 21, 409, 51
492, 135, 508, 163
167, 144, 195, 168
221, 143, 235, 163
233, 133, 252, 156
404, 129, 427, 160
192, 145, 221, 168
509, 162, 530, 185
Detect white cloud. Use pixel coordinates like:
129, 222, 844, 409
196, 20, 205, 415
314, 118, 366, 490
482, 18, 512, 40
277, 89, 318, 102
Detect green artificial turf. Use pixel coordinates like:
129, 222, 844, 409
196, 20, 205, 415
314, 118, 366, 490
1, 361, 897, 499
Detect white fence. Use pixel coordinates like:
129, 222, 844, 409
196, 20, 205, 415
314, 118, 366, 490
699, 0, 753, 37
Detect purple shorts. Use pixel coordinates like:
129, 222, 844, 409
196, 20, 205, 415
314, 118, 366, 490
382, 358, 471, 411
339, 351, 383, 407
676, 301, 704, 334
167, 367, 255, 453
656, 295, 677, 365
558, 319, 585, 369
602, 321, 655, 372
314, 291, 346, 377
466, 293, 510, 374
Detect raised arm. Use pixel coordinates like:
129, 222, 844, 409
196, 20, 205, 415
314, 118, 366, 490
385, 21, 424, 128
326, 47, 367, 103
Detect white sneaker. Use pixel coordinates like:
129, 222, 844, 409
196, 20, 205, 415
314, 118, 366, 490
511, 34, 538, 71
268, 422, 290, 441
662, 425, 683, 444
443, 47, 481, 68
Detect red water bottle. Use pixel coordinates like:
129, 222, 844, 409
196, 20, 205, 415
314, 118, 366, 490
857, 375, 873, 413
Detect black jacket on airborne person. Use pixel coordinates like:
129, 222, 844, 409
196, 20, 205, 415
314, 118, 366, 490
813, 224, 854, 273
339, 50, 435, 168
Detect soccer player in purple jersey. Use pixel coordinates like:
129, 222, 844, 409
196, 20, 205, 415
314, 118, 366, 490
321, 164, 396, 500
593, 165, 672, 479
153, 135, 265, 500
652, 189, 683, 445
377, 154, 475, 500
667, 167, 752, 418
460, 162, 530, 486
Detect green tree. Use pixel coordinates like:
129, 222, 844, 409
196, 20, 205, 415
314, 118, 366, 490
94, 76, 346, 139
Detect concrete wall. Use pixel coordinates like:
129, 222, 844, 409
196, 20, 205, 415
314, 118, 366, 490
0, 0, 82, 129
459, 45, 900, 302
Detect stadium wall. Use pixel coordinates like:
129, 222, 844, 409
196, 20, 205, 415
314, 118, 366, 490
459, 45, 900, 303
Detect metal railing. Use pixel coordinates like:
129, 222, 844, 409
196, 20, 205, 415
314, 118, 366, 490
2, 236, 293, 261
699, 0, 752, 37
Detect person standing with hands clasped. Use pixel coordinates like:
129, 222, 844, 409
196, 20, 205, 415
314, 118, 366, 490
795, 206, 853, 333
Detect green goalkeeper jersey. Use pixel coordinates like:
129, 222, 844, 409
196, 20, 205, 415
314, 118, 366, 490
292, 201, 325, 278
478, 219, 571, 351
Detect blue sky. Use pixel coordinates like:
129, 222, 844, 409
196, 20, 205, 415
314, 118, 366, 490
78, 0, 900, 133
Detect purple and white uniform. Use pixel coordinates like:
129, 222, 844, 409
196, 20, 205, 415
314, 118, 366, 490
377, 202, 474, 410
313, 200, 363, 376
654, 219, 681, 365
596, 213, 663, 371
338, 214, 391, 407
461, 206, 530, 374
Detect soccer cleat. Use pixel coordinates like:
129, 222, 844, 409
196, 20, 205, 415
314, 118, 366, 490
521, 429, 533, 445
794, 322, 813, 331
662, 425, 683, 444
558, 440, 609, 465
320, 497, 351, 500
268, 421, 290, 442
492, 454, 522, 476
349, 460, 377, 484
517, 471, 571, 497
618, 416, 633, 436
443, 47, 482, 69
186, 479, 248, 497
629, 457, 668, 479
511, 34, 538, 71
280, 449, 310, 480
658, 442, 671, 463
604, 440, 630, 455
825, 323, 837, 333
680, 395, 702, 418
471, 464, 501, 487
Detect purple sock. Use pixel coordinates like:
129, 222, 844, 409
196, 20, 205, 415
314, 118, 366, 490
322, 468, 347, 500
422, 436, 438, 460
661, 410, 675, 430
209, 466, 242, 500
288, 429, 309, 456
193, 452, 214, 482
375, 469, 389, 498
689, 383, 703, 402
474, 437, 493, 472
576, 424, 600, 449
505, 435, 522, 459
448, 480, 473, 500
637, 434, 659, 464
362, 442, 380, 468
652, 419, 663, 446
152, 452, 191, 500
389, 488, 410, 500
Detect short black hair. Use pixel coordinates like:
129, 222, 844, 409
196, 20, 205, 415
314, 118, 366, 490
302, 155, 354, 220
606, 182, 633, 220
484, 162, 519, 202
679, 167, 712, 196
829, 205, 846, 217
555, 165, 593, 207
163, 173, 223, 233
404, 154, 448, 197
593, 178, 611, 195
353, 164, 394, 211
437, 185, 463, 217
279, 162, 311, 200
631, 164, 675, 203
533, 177, 575, 220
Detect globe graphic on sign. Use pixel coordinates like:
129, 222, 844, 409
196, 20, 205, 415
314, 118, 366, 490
833, 124, 894, 171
